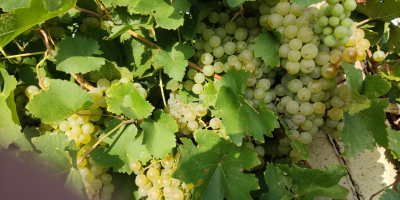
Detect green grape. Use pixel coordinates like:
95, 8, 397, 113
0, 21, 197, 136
289, 38, 302, 50
225, 22, 237, 35
323, 35, 337, 47
246, 17, 258, 29
283, 14, 296, 27
333, 26, 348, 39
330, 4, 344, 16
315, 52, 330, 65
300, 44, 318, 60
200, 53, 213, 65
91, 179, 102, 190
209, 36, 221, 48
288, 50, 301, 62
208, 12, 219, 23
286, 61, 300, 75
259, 14, 270, 27
278, 44, 290, 58
318, 16, 329, 27
295, 16, 309, 29
268, 13, 283, 29
300, 59, 316, 73
300, 102, 314, 116
215, 27, 227, 39
340, 18, 353, 29
286, 101, 300, 114
259, 3, 271, 15
338, 36, 349, 45
194, 39, 205, 50
275, 2, 290, 16
197, 22, 207, 34
234, 28, 248, 41
358, 39, 371, 50
218, 13, 229, 25
300, 132, 312, 144
373, 50, 385, 62
297, 27, 314, 43
284, 25, 298, 39
329, 107, 343, 120
327, 0, 338, 5
147, 167, 160, 181
202, 29, 215, 41
328, 17, 339, 27
87, 18, 100, 27
343, 0, 357, 11
101, 174, 112, 184
224, 42, 236, 55
322, 26, 333, 36
297, 88, 311, 101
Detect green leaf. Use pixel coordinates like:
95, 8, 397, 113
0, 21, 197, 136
348, 89, 371, 115
363, 74, 391, 100
18, 132, 84, 196
261, 164, 294, 200
226, 0, 255, 7
109, 171, 140, 200
0, 0, 77, 47
0, 0, 29, 12
215, 70, 279, 145
112, 7, 154, 28
86, 28, 126, 67
356, 0, 400, 22
290, 0, 324, 6
120, 89, 154, 120
263, 164, 348, 200
0, 68, 21, 149
254, 28, 282, 68
202, 81, 218, 107
172, 130, 260, 200
387, 127, 400, 157
101, 0, 140, 8
55, 36, 105, 74
13, 127, 40, 152
131, 0, 191, 30
140, 110, 178, 159
86, 61, 133, 83
379, 184, 400, 200
360, 20, 385, 46
341, 98, 390, 158
17, 57, 46, 87
26, 79, 93, 124
388, 23, 400, 54
342, 62, 363, 93
156, 43, 193, 81
91, 119, 151, 174
178, 90, 199, 104
122, 34, 154, 77
106, 82, 136, 115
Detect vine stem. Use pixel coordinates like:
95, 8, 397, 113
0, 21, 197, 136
384, 103, 400, 114
71, 74, 94, 90
74, 6, 111, 20
77, 119, 136, 165
369, 178, 399, 200
76, 113, 125, 120
0, 46, 15, 64
302, 160, 313, 169
36, 51, 48, 90
38, 29, 54, 59
142, 160, 162, 172
126, 30, 223, 80
159, 71, 167, 107
0, 51, 46, 60
357, 19, 370, 26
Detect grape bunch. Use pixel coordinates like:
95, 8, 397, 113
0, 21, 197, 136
184, 0, 370, 163
130, 155, 192, 200
167, 93, 221, 137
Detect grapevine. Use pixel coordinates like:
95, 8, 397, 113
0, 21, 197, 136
1, 0, 400, 200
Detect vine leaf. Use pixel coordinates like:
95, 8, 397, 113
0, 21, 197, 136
140, 110, 178, 159
342, 62, 363, 93
155, 43, 193, 81
91, 119, 151, 174
13, 127, 40, 152
356, 0, 400, 22
279, 117, 310, 161
387, 127, 400, 158
18, 132, 84, 197
172, 130, 260, 200
122, 32, 154, 78
26, 79, 93, 124
101, 0, 140, 8
226, 0, 254, 7
254, 28, 282, 68
202, 81, 218, 107
388, 23, 400, 54
109, 171, 140, 200
379, 184, 400, 200
342, 74, 390, 158
131, 0, 191, 30
86, 61, 133, 82
55, 36, 105, 74
18, 57, 47, 87
0, 0, 29, 12
262, 164, 349, 200
120, 89, 154, 120
0, 0, 78, 47
215, 69, 279, 145
348, 90, 371, 115
106, 82, 136, 115
0, 68, 21, 149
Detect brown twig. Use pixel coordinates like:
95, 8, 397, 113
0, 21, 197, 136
70, 74, 94, 90
127, 30, 223, 80
36, 51, 48, 90
357, 19, 370, 26
74, 6, 111, 20
38, 29, 54, 59
302, 160, 313, 169
369, 179, 399, 200
77, 119, 136, 165
76, 113, 125, 120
